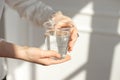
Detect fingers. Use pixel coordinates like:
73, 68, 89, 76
53, 14, 78, 52
51, 54, 71, 64
38, 54, 71, 66
25, 47, 71, 65
68, 27, 78, 51
54, 20, 73, 28
52, 12, 73, 28
55, 22, 78, 52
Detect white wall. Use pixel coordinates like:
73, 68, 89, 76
4, 0, 120, 80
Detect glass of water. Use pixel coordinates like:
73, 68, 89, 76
44, 28, 71, 58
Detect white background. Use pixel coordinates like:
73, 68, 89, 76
3, 0, 120, 80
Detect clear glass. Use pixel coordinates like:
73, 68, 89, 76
44, 28, 70, 58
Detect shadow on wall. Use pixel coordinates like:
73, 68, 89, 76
62, 0, 120, 80
30, 0, 120, 80
3, 0, 120, 80
64, 34, 120, 80
0, 8, 5, 38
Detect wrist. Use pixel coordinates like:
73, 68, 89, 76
0, 40, 25, 60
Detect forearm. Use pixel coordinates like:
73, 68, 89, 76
5, 0, 56, 26
0, 40, 27, 60
0, 40, 15, 58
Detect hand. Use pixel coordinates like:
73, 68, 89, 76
21, 47, 71, 66
0, 41, 70, 66
52, 12, 78, 52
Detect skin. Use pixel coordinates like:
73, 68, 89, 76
0, 12, 78, 66
0, 41, 71, 66
52, 12, 78, 52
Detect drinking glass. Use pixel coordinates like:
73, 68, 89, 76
44, 28, 71, 58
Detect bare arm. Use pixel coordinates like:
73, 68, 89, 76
5, 0, 78, 51
0, 39, 29, 59
0, 0, 80, 66
0, 39, 71, 65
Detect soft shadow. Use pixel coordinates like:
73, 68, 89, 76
64, 0, 120, 80
64, 63, 87, 80
0, 7, 5, 38
4, 0, 120, 80
0, 10, 16, 80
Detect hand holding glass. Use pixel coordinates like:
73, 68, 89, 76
44, 26, 71, 59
